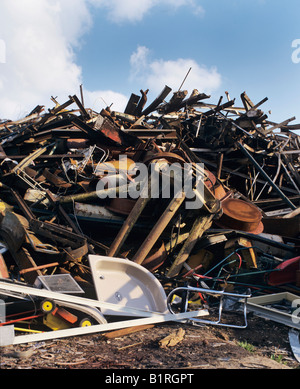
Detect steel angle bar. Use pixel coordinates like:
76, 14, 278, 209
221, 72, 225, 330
141, 85, 172, 117
10, 309, 209, 346
167, 286, 252, 329
0, 280, 166, 318
280, 155, 300, 194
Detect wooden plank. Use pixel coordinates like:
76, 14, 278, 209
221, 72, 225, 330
102, 324, 155, 339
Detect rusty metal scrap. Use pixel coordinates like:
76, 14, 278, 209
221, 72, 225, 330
1, 85, 300, 344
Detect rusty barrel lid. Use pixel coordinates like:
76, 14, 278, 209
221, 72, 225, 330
216, 198, 264, 234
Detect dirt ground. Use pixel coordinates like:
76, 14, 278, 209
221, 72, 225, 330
1, 310, 299, 371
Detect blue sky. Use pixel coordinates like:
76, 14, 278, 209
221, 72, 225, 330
0, 0, 300, 125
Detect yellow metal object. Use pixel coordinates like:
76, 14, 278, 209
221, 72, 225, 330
43, 313, 71, 331
80, 319, 92, 327
41, 300, 55, 313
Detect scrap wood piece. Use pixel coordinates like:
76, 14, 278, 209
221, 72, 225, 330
11, 247, 43, 284
158, 328, 185, 348
107, 173, 160, 257
118, 341, 143, 351
102, 324, 155, 339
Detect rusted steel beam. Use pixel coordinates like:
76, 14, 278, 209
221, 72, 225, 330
203, 99, 235, 117
125, 93, 140, 115
134, 89, 149, 116
161, 90, 188, 114
107, 177, 153, 258
70, 94, 91, 121
142, 85, 172, 117
131, 190, 186, 265
166, 214, 215, 278
19, 262, 60, 275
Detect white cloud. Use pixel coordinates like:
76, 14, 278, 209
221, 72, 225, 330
88, 0, 158, 23
0, 0, 208, 120
130, 46, 151, 79
0, 0, 90, 119
88, 0, 204, 23
163, 0, 204, 16
130, 45, 221, 96
83, 89, 128, 113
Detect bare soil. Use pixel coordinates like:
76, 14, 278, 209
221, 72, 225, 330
1, 310, 299, 371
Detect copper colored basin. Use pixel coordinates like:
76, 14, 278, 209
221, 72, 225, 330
217, 198, 264, 234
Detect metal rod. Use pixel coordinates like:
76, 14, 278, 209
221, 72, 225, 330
178, 67, 192, 91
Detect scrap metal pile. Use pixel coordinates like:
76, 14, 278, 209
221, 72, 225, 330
1, 86, 300, 346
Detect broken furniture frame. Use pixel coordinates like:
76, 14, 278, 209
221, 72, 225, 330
167, 286, 251, 329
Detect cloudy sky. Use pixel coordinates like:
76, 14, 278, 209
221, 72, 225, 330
0, 0, 300, 125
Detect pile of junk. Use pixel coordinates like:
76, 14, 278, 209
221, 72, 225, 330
0, 86, 300, 352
